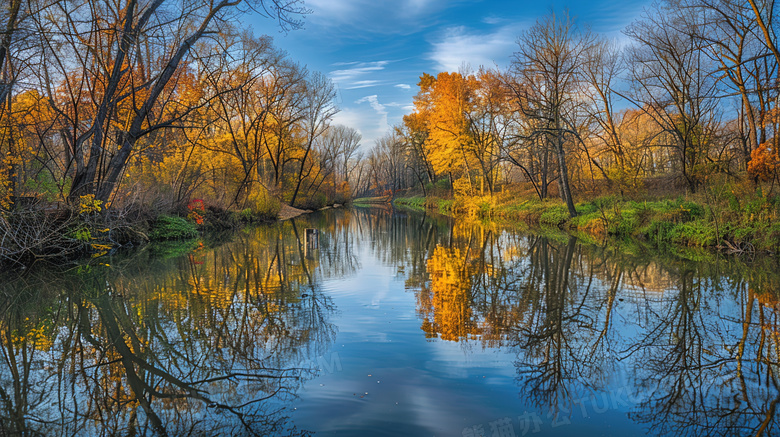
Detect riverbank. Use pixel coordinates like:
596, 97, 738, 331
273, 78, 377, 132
394, 187, 780, 255
0, 196, 353, 268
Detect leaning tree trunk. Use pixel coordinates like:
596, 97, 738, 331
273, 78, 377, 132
554, 134, 577, 218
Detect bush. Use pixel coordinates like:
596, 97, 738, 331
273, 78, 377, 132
295, 193, 326, 210
247, 188, 281, 218
148, 215, 197, 240
539, 206, 569, 227
435, 178, 451, 190
668, 221, 716, 247
643, 219, 675, 246
678, 200, 705, 221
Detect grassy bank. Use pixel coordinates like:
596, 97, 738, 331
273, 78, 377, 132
352, 195, 392, 206
394, 185, 780, 255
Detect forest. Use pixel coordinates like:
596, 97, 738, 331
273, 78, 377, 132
2, 0, 780, 265
371, 1, 780, 253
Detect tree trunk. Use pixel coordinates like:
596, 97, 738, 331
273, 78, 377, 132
554, 135, 577, 217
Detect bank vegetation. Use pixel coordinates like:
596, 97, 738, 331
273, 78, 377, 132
0, 0, 372, 265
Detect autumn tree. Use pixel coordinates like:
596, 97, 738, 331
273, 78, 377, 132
0, 0, 35, 208
403, 69, 511, 196
464, 68, 511, 194
30, 0, 306, 203
198, 29, 279, 208
255, 58, 308, 191
417, 72, 475, 186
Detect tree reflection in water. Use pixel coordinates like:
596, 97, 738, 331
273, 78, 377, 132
403, 217, 780, 436
0, 218, 344, 436
4, 209, 780, 436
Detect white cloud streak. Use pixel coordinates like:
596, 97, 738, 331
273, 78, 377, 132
355, 95, 390, 146
302, 0, 464, 34
345, 80, 383, 89
329, 60, 390, 84
427, 25, 522, 73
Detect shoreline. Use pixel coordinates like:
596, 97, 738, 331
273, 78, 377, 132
393, 193, 780, 257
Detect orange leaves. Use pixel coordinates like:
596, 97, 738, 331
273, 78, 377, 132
422, 245, 478, 341
748, 142, 779, 181
406, 72, 477, 176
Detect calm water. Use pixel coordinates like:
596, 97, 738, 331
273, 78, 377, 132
1, 207, 780, 436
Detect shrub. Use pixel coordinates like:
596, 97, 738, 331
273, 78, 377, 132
678, 201, 705, 221
248, 188, 281, 218
149, 215, 198, 240
643, 219, 675, 246
539, 206, 569, 227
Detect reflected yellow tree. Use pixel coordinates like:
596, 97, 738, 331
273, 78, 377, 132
420, 245, 478, 341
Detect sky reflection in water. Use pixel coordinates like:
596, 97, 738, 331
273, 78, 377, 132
1, 207, 779, 436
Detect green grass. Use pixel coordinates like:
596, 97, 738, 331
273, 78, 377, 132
148, 215, 198, 241
353, 196, 391, 205
395, 190, 780, 254
392, 196, 426, 210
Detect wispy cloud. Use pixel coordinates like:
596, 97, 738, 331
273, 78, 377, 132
394, 84, 411, 90
355, 95, 390, 145
427, 25, 522, 73
329, 60, 390, 84
346, 80, 383, 89
302, 0, 465, 35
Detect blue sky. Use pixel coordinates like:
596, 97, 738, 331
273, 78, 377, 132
247, 1, 650, 149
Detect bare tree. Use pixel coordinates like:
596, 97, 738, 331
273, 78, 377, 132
367, 131, 409, 197
289, 71, 337, 206
581, 36, 628, 186
624, 3, 721, 192
510, 11, 593, 216
672, 0, 777, 170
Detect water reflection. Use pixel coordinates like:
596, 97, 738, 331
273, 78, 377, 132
401, 216, 780, 436
0, 217, 346, 436
3, 209, 780, 436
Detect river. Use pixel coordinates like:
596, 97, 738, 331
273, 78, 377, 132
0, 207, 778, 436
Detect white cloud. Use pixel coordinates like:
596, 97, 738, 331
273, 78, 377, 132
394, 84, 411, 90
356, 95, 387, 118
427, 25, 521, 73
329, 60, 390, 84
355, 95, 390, 146
345, 80, 383, 89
